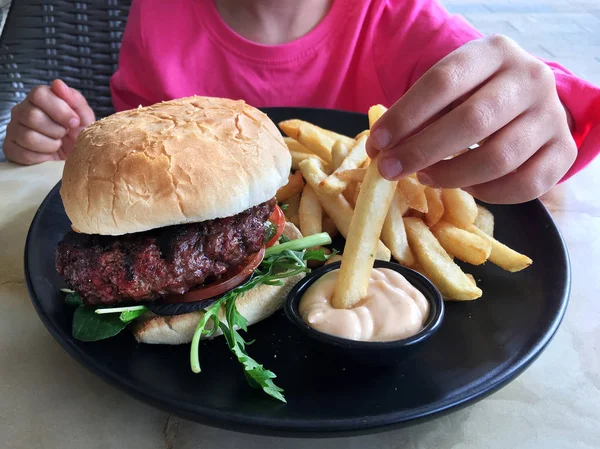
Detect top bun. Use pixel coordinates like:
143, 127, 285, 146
60, 96, 291, 235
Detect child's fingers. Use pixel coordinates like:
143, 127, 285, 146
417, 109, 556, 189
466, 139, 577, 204
366, 35, 511, 156
3, 140, 60, 165
6, 122, 63, 154
51, 79, 95, 127
17, 104, 68, 140
26, 85, 79, 129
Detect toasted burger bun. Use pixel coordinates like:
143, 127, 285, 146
60, 96, 291, 235
133, 222, 303, 345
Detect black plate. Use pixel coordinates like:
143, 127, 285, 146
24, 108, 570, 437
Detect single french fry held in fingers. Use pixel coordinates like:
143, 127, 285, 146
319, 135, 369, 195
298, 184, 323, 237
276, 171, 304, 202
381, 189, 416, 267
283, 137, 312, 154
468, 225, 532, 272
441, 189, 478, 228
299, 158, 391, 261
474, 204, 495, 236
404, 217, 482, 301
337, 168, 366, 183
424, 187, 444, 227
465, 273, 477, 287
322, 215, 339, 239
397, 176, 428, 213
431, 221, 492, 265
332, 161, 398, 309
332, 139, 351, 170
355, 130, 370, 140
279, 119, 355, 152
368, 104, 388, 127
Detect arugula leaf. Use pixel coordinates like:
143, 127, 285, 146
120, 308, 147, 323
72, 306, 127, 342
64, 292, 83, 306
304, 247, 338, 262
279, 203, 289, 211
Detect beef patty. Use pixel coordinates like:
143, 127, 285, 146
56, 199, 275, 305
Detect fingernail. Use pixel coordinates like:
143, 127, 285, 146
418, 172, 437, 187
69, 117, 79, 128
370, 127, 392, 150
378, 155, 403, 180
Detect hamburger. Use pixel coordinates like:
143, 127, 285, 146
55, 96, 331, 401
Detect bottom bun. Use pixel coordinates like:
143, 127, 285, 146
133, 222, 303, 345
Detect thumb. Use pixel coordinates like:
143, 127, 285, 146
51, 79, 95, 127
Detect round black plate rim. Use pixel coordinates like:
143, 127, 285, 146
23, 107, 572, 437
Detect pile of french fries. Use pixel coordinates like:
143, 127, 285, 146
275, 109, 533, 302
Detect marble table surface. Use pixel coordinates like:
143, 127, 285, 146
1, 160, 598, 449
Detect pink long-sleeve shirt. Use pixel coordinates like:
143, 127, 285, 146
110, 0, 600, 180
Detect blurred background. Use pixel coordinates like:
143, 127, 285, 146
0, 0, 598, 85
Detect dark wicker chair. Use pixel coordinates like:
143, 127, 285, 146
0, 0, 132, 161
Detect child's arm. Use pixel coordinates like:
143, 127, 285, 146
368, 0, 600, 202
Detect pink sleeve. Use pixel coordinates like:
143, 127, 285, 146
109, 0, 158, 112
372, 0, 600, 179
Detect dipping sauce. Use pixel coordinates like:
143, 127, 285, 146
298, 268, 430, 342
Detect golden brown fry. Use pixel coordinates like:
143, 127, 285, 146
298, 184, 322, 237
319, 135, 369, 195
332, 148, 398, 308
431, 221, 492, 266
469, 225, 533, 272
288, 214, 301, 228
337, 168, 366, 183
322, 215, 339, 239
474, 204, 495, 236
441, 189, 478, 228
343, 181, 358, 207
332, 139, 351, 170
381, 189, 416, 267
397, 176, 428, 213
276, 171, 304, 202
283, 137, 311, 153
465, 273, 477, 286
290, 151, 327, 172
299, 158, 391, 261
279, 119, 354, 156
424, 187, 444, 227
404, 217, 482, 301
353, 181, 362, 206
325, 254, 343, 265
283, 193, 301, 221
355, 130, 370, 140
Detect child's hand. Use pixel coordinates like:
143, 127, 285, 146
366, 35, 577, 204
4, 80, 95, 165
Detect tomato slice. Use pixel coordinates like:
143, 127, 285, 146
161, 247, 265, 304
265, 205, 285, 248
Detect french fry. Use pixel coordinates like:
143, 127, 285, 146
424, 187, 444, 227
381, 189, 416, 267
298, 184, 322, 237
332, 161, 398, 309
441, 189, 478, 228
355, 130, 369, 140
332, 139, 351, 170
290, 151, 327, 172
319, 135, 369, 195
337, 168, 366, 183
288, 214, 301, 228
343, 181, 358, 207
404, 217, 482, 301
431, 221, 492, 266
325, 254, 343, 265
279, 120, 354, 158
283, 193, 301, 221
468, 225, 532, 272
474, 204, 495, 236
322, 215, 339, 239
397, 176, 428, 213
299, 158, 391, 261
352, 181, 362, 206
276, 171, 304, 202
368, 104, 387, 127
466, 273, 477, 287
283, 137, 311, 153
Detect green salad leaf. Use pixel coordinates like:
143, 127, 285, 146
72, 306, 128, 342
